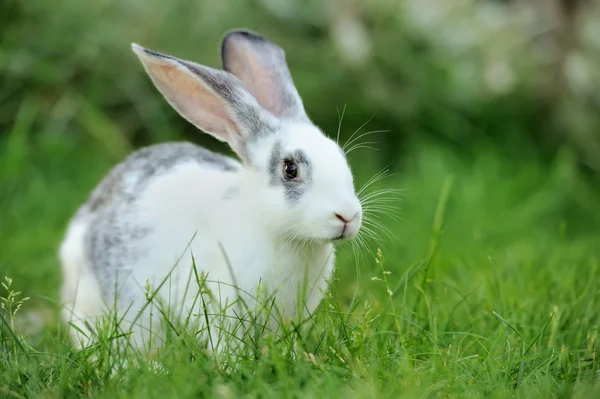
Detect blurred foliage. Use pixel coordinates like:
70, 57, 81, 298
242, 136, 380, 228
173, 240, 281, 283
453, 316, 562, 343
1, 0, 599, 171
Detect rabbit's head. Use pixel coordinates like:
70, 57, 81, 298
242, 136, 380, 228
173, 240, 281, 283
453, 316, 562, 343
132, 29, 362, 242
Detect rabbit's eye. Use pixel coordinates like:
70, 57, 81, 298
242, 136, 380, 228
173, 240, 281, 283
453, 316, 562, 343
283, 160, 298, 180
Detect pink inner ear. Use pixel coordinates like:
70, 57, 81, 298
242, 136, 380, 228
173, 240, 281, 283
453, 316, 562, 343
227, 44, 284, 117
146, 62, 237, 142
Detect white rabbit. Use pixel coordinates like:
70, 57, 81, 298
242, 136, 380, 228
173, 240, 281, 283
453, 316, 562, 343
59, 29, 362, 352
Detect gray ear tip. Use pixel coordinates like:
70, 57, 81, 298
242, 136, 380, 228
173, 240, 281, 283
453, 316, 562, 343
131, 43, 173, 63
220, 29, 284, 70
222, 28, 271, 47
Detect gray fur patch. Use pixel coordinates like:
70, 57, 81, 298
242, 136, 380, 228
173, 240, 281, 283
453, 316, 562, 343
86, 142, 239, 212
268, 141, 312, 203
268, 140, 283, 186
78, 141, 241, 300
86, 211, 152, 302
292, 149, 310, 168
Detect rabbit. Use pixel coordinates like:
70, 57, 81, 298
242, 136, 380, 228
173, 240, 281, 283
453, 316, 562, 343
59, 29, 363, 352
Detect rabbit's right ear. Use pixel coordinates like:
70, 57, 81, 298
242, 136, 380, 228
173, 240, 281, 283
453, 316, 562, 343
131, 43, 275, 160
221, 30, 308, 122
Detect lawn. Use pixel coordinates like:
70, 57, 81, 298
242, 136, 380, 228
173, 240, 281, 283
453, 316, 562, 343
1, 118, 600, 397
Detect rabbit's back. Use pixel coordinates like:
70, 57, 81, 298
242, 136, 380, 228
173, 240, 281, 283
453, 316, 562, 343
77, 142, 241, 218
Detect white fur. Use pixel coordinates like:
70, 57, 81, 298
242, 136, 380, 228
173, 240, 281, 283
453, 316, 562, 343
59, 217, 105, 349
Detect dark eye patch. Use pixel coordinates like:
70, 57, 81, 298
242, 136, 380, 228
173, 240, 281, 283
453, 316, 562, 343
292, 149, 310, 166
268, 141, 313, 203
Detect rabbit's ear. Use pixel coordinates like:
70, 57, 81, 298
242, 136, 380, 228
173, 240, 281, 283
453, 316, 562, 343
132, 43, 274, 160
221, 30, 308, 122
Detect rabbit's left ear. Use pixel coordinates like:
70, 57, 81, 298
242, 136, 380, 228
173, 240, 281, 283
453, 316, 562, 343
131, 43, 277, 161
221, 29, 308, 122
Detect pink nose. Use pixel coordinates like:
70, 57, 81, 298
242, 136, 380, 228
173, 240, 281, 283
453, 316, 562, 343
334, 212, 356, 223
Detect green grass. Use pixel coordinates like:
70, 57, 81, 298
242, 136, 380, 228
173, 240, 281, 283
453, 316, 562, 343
1, 118, 600, 398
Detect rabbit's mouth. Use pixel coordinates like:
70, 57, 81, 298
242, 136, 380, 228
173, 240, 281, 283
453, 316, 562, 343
331, 233, 356, 243
331, 225, 347, 241
330, 220, 361, 242
331, 230, 352, 242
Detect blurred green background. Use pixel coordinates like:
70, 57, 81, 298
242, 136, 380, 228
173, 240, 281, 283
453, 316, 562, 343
1, 0, 600, 341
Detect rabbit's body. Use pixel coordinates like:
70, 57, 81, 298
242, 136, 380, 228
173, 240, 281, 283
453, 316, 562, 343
61, 141, 335, 348
60, 30, 361, 352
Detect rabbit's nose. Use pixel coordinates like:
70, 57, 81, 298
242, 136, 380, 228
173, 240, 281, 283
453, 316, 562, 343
334, 211, 359, 224
333, 199, 362, 224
